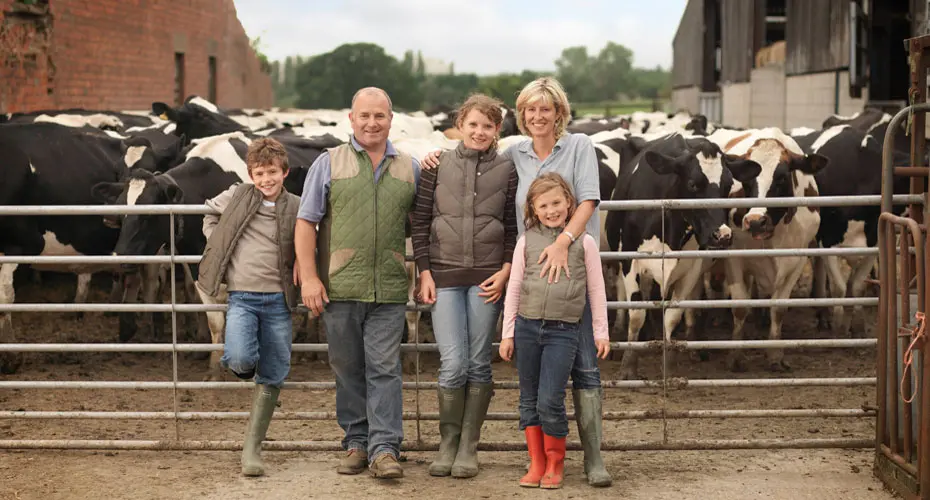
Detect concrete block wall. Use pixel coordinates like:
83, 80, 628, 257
749, 66, 786, 129
721, 82, 751, 128
784, 71, 868, 129
1, 0, 272, 113
671, 86, 700, 114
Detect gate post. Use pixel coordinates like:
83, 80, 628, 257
875, 34, 930, 500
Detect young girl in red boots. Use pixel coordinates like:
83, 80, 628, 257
499, 172, 611, 489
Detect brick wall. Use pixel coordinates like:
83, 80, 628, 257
0, 0, 271, 114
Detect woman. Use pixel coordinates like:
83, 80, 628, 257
411, 93, 519, 478
422, 77, 612, 487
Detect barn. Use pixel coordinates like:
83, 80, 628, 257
671, 0, 916, 129
0, 0, 272, 114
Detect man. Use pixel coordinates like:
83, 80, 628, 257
295, 87, 420, 479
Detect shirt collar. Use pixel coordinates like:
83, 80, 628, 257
350, 135, 399, 157
517, 134, 570, 158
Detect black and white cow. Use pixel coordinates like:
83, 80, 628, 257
152, 96, 246, 144
709, 127, 829, 372
0, 122, 166, 373
605, 133, 762, 379
792, 124, 909, 336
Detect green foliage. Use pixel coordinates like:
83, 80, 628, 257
270, 41, 670, 111
294, 43, 421, 110
250, 36, 272, 75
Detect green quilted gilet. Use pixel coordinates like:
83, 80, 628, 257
320, 143, 415, 303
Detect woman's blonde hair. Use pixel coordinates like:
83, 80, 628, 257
515, 77, 572, 139
455, 93, 505, 151
523, 172, 576, 231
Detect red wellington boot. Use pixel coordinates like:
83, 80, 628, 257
519, 426, 547, 487
539, 434, 566, 489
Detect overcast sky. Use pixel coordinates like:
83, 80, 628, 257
232, 0, 688, 75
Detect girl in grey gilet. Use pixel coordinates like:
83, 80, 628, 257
410, 94, 519, 478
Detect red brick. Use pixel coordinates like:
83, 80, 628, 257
1, 0, 271, 113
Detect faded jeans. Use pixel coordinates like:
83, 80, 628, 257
322, 301, 405, 460
572, 299, 602, 389
432, 286, 500, 388
514, 316, 580, 438
221, 291, 293, 387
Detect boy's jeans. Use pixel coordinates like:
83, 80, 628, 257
514, 316, 580, 438
221, 291, 293, 387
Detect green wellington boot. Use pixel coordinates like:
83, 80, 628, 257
429, 386, 466, 476
573, 388, 613, 487
450, 382, 493, 478
241, 384, 280, 477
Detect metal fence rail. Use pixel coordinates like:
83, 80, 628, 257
0, 338, 877, 353
0, 195, 890, 452
0, 408, 875, 421
0, 377, 877, 390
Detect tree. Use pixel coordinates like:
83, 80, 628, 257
593, 42, 634, 101
295, 43, 422, 110
420, 73, 480, 111
555, 46, 596, 102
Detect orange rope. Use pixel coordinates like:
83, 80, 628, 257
900, 312, 926, 404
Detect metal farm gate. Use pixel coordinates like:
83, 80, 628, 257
873, 34, 930, 500
0, 193, 921, 454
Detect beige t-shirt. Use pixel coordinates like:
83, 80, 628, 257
204, 187, 283, 293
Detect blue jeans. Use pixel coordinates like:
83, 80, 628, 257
514, 316, 580, 438
322, 301, 405, 460
572, 299, 602, 389
432, 286, 500, 388
221, 291, 293, 387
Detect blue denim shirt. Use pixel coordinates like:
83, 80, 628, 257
503, 133, 601, 241
297, 135, 422, 223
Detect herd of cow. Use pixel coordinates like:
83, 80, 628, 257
0, 97, 911, 381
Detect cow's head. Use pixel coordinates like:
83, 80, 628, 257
684, 114, 710, 136
725, 129, 829, 240
91, 169, 185, 265
644, 138, 762, 249
152, 96, 243, 144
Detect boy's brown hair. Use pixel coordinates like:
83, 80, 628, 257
246, 137, 289, 175
523, 172, 576, 231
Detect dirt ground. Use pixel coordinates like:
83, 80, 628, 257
0, 268, 897, 499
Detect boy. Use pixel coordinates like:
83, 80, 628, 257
197, 137, 300, 477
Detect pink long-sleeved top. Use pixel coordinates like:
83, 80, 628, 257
502, 233, 609, 341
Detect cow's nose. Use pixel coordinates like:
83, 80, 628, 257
743, 213, 770, 232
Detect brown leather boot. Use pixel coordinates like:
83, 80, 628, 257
519, 426, 547, 487
539, 434, 566, 489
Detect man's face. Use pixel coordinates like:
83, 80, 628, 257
349, 92, 392, 149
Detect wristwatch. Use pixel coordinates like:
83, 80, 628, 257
562, 230, 576, 243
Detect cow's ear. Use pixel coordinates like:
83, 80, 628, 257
92, 182, 124, 203
644, 150, 682, 175
163, 183, 184, 204
723, 156, 762, 183
152, 102, 177, 122
628, 136, 648, 155
790, 152, 829, 175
